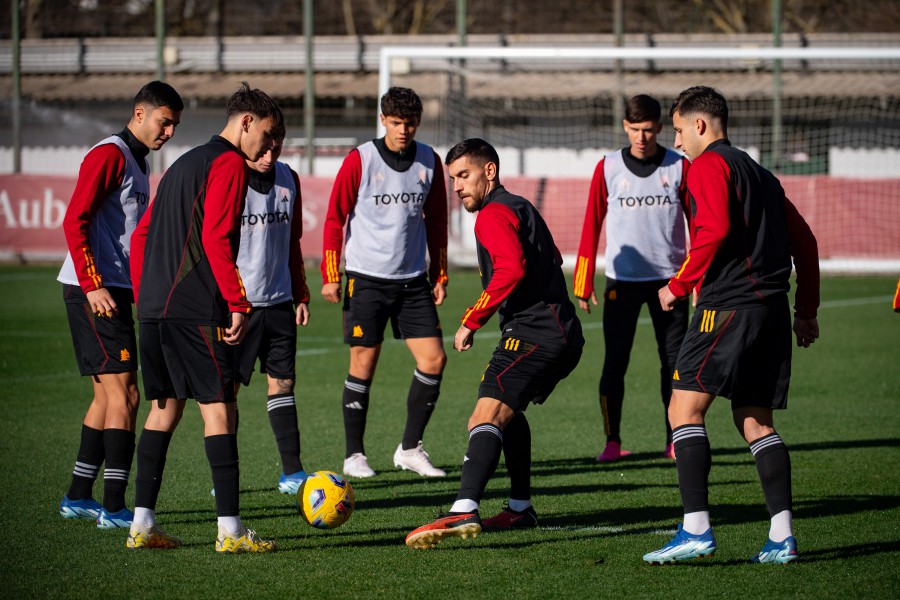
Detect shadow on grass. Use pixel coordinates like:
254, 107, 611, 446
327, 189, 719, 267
147, 439, 900, 550
657, 539, 900, 567
707, 437, 900, 458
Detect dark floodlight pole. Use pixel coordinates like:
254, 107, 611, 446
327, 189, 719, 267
156, 0, 165, 81
12, 0, 22, 173
304, 0, 315, 175
456, 0, 468, 142
613, 0, 624, 147
457, 0, 467, 47
772, 0, 784, 170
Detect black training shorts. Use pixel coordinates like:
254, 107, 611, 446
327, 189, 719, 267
233, 302, 297, 385
139, 321, 236, 403
63, 284, 138, 376
478, 337, 582, 413
672, 296, 792, 409
342, 273, 442, 346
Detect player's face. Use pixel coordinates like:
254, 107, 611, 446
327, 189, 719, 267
134, 105, 181, 151
672, 111, 703, 161
624, 119, 662, 159
448, 155, 497, 213
381, 114, 419, 153
247, 138, 284, 173
243, 115, 279, 162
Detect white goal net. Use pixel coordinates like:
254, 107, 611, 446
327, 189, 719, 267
379, 45, 900, 274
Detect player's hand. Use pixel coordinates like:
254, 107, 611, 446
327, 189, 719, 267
793, 316, 819, 348
223, 312, 248, 345
87, 287, 118, 318
321, 282, 342, 304
578, 292, 598, 314
296, 302, 310, 326
433, 282, 447, 306
658, 285, 679, 312
454, 324, 474, 352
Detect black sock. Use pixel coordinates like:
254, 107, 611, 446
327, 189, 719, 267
206, 433, 240, 517
598, 390, 624, 443
134, 429, 172, 510
102, 428, 135, 512
67, 424, 104, 500
342, 375, 371, 457
402, 369, 442, 450
502, 413, 532, 501
456, 423, 503, 506
751, 432, 792, 515
673, 424, 711, 513
267, 393, 302, 474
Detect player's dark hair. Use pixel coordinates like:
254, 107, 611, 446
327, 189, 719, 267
625, 94, 661, 123
669, 86, 729, 129
134, 81, 184, 112
445, 138, 500, 169
225, 81, 284, 130
381, 87, 423, 120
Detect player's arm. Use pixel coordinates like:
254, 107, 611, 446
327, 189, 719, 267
423, 155, 449, 302
784, 194, 820, 320
666, 154, 731, 301
320, 150, 361, 303
64, 145, 128, 315
572, 159, 608, 313
202, 151, 252, 318
288, 169, 310, 304
678, 157, 692, 229
460, 203, 525, 332
129, 198, 154, 311
287, 169, 311, 326
894, 278, 900, 313
783, 193, 820, 347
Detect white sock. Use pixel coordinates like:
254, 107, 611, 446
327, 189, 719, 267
769, 510, 793, 542
450, 499, 478, 514
132, 507, 155, 528
507, 498, 533, 512
682, 511, 711, 535
217, 516, 243, 536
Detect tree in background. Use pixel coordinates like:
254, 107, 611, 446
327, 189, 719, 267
4, 0, 899, 38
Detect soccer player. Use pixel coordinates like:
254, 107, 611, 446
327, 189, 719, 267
893, 277, 900, 312
57, 81, 183, 529
405, 138, 584, 549
642, 86, 820, 565
126, 82, 282, 553
233, 124, 311, 495
573, 94, 691, 463
321, 87, 449, 479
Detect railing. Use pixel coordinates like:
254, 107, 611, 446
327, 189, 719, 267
2, 32, 898, 75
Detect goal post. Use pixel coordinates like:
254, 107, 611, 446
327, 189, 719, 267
378, 44, 900, 274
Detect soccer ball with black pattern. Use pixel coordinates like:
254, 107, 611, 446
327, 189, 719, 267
297, 470, 355, 529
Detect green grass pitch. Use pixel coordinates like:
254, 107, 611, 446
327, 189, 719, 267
0, 266, 897, 598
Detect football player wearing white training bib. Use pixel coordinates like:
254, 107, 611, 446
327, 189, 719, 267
321, 87, 449, 480
233, 126, 311, 496
57, 81, 182, 530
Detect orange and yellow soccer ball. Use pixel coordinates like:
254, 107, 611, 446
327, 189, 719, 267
297, 470, 355, 529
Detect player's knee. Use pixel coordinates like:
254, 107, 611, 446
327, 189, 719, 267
146, 398, 185, 432
126, 385, 140, 411
416, 346, 447, 375
273, 378, 294, 394
425, 352, 447, 374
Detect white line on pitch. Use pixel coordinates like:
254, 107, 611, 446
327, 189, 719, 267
820, 295, 891, 308
296, 348, 343, 356
540, 525, 626, 533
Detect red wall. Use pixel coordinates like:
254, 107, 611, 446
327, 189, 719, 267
1, 174, 898, 263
